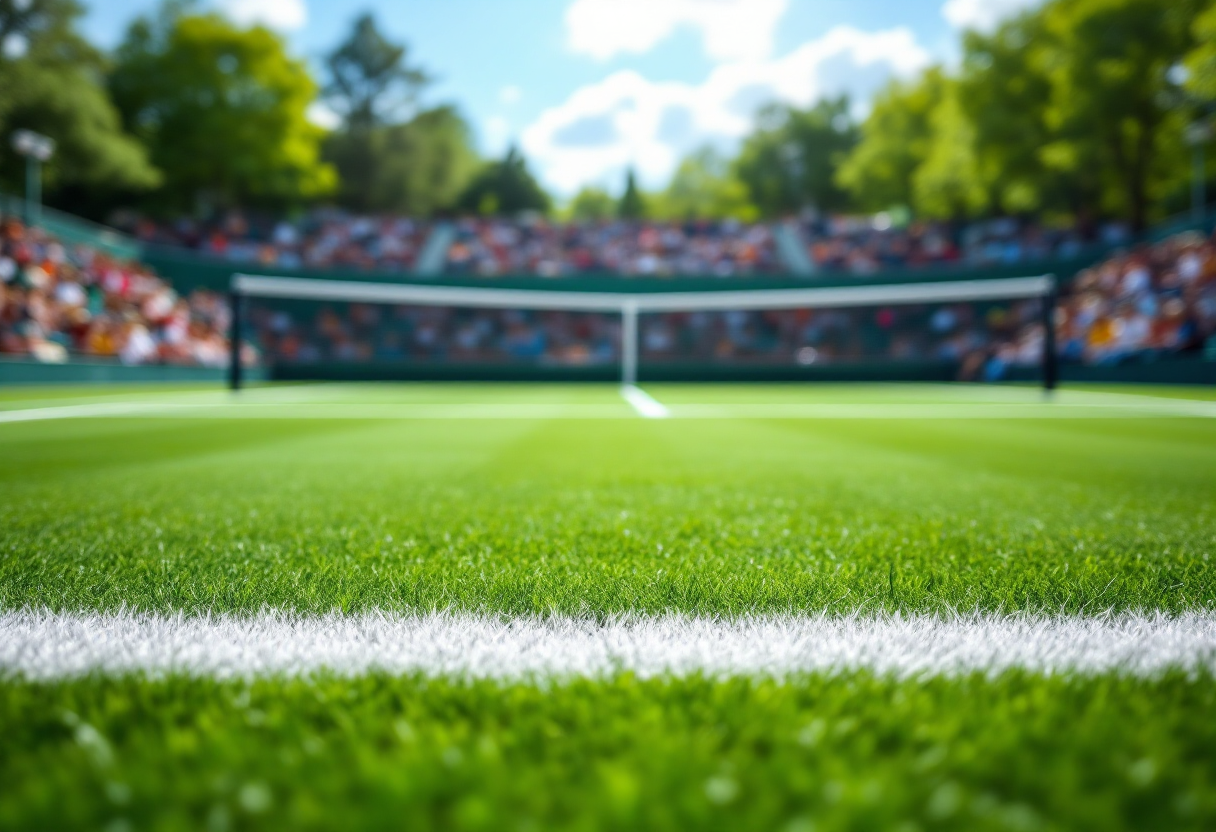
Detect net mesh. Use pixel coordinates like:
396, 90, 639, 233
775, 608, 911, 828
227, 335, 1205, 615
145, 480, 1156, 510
244, 292, 1048, 382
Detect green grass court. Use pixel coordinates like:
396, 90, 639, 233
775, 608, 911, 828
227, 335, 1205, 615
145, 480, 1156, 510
2, 382, 1215, 830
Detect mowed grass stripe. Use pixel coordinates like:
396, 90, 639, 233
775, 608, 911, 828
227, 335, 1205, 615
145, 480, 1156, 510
1, 387, 1213, 617
4, 610, 1216, 681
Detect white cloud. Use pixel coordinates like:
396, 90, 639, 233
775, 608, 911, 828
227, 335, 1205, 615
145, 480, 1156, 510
306, 101, 341, 130
1, 33, 27, 59
565, 0, 789, 62
218, 0, 308, 31
522, 26, 931, 194
941, 0, 1042, 33
499, 86, 523, 105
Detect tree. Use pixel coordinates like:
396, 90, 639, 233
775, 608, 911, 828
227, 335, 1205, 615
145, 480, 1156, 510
956, 16, 1068, 217
1185, 1, 1216, 101
653, 146, 757, 221
0, 0, 158, 201
617, 168, 645, 219
323, 13, 429, 131
913, 84, 990, 219
320, 12, 467, 215
457, 146, 550, 216
734, 97, 858, 217
1037, 0, 1204, 230
566, 186, 615, 221
323, 105, 479, 215
109, 4, 335, 212
837, 70, 945, 212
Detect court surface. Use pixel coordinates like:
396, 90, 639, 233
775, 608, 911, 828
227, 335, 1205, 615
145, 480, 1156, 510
2, 382, 1214, 830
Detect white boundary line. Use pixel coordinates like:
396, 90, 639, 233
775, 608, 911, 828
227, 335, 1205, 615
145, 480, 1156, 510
2, 610, 1213, 681
620, 385, 670, 419
3, 401, 1213, 423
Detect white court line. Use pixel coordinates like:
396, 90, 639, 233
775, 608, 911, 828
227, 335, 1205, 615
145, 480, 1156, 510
620, 385, 670, 419
2, 610, 1214, 681
0, 402, 170, 423
665, 402, 1216, 419
0, 403, 636, 422
2, 395, 1214, 423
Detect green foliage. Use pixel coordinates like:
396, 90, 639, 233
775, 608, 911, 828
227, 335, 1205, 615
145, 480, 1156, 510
1036, 0, 1204, 230
617, 168, 646, 219
838, 0, 1209, 227
0, 0, 158, 197
458, 146, 550, 216
650, 146, 758, 221
1185, 2, 1216, 102
319, 14, 475, 216
957, 15, 1073, 217
735, 98, 858, 217
108, 4, 335, 212
323, 105, 479, 215
322, 12, 429, 131
3, 672, 1215, 830
565, 186, 616, 221
913, 83, 991, 219
837, 70, 945, 213
0, 383, 1213, 617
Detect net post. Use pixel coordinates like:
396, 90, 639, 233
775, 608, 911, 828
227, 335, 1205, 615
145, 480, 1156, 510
228, 282, 243, 392
1040, 275, 1058, 393
621, 300, 639, 386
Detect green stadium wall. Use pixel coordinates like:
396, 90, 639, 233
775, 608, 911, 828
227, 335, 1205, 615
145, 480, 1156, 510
0, 359, 266, 386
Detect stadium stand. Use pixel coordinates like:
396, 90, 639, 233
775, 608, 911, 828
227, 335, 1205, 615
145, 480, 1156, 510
442, 217, 784, 277
6, 195, 1213, 381
982, 229, 1216, 380
0, 215, 239, 367
117, 210, 1126, 278
122, 211, 432, 272
798, 215, 1118, 273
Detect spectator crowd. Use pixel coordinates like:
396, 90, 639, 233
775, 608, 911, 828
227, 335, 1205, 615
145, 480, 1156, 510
0, 216, 236, 367
119, 210, 1125, 278
800, 215, 1121, 274
980, 230, 1216, 379
8, 201, 1213, 377
123, 211, 431, 272
443, 218, 782, 277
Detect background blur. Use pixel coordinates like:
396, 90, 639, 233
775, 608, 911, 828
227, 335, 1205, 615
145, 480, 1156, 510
1, 0, 1215, 383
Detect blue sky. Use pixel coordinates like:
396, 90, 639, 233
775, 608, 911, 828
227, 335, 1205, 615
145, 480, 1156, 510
82, 0, 1038, 196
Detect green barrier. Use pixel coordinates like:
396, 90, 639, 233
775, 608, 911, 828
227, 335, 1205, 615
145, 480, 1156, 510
0, 358, 265, 386
1007, 353, 1216, 385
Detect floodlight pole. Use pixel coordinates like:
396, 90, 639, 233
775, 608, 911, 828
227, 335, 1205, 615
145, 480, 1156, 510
621, 299, 639, 386
1194, 141, 1206, 224
1040, 276, 1058, 393
1186, 120, 1212, 225
228, 288, 243, 391
24, 156, 41, 227
11, 130, 55, 228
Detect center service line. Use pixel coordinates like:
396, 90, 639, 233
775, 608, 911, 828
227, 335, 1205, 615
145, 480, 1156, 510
620, 385, 670, 419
